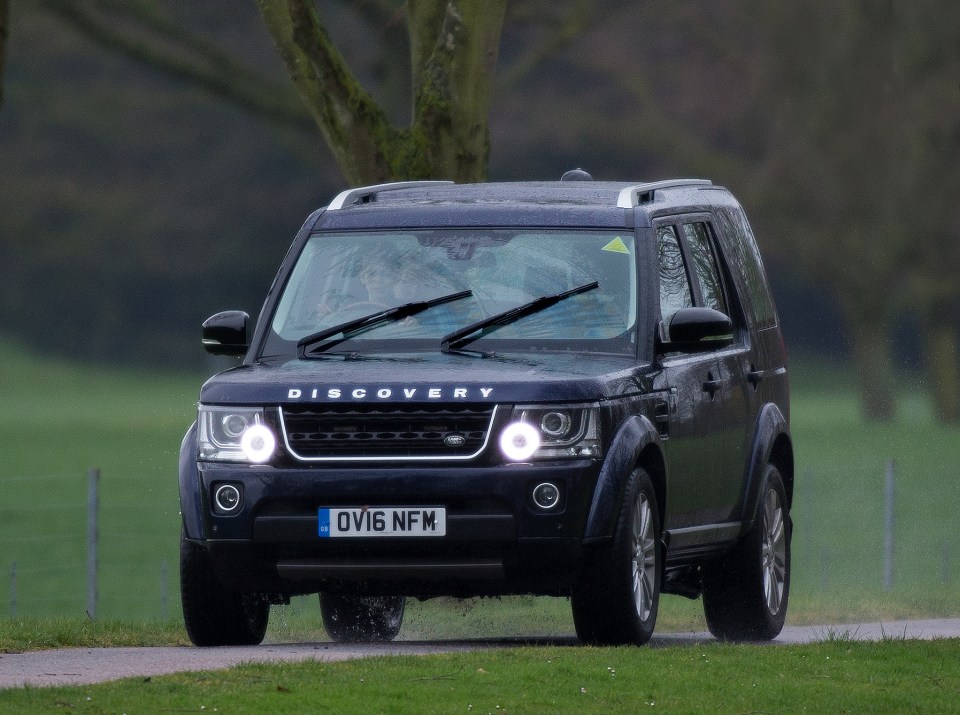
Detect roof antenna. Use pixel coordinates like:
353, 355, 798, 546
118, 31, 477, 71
560, 168, 593, 181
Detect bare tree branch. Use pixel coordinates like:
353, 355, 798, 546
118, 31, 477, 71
40, 0, 313, 132
500, 0, 658, 90
352, 0, 405, 32
406, 0, 447, 104
499, 0, 594, 88
409, 0, 506, 181
257, 0, 400, 183
36, 0, 506, 183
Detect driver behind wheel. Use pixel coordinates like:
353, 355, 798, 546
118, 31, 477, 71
359, 257, 401, 305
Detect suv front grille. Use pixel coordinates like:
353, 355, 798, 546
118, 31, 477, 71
278, 404, 498, 461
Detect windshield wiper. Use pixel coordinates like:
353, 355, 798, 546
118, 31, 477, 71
298, 289, 472, 357
440, 281, 599, 354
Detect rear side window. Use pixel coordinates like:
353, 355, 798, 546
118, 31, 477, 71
714, 206, 777, 329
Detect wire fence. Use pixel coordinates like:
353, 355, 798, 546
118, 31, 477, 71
791, 460, 960, 599
1, 460, 959, 621
1, 469, 180, 621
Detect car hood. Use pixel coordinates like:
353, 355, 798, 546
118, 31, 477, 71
199, 352, 648, 405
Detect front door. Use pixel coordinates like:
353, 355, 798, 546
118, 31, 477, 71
657, 216, 765, 534
653, 222, 729, 530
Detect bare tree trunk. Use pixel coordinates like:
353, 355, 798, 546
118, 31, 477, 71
923, 315, 960, 423
408, 0, 506, 181
258, 0, 505, 185
838, 283, 898, 421
0, 0, 9, 106
846, 315, 897, 422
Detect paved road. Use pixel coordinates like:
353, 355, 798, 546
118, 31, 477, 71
3, 618, 959, 689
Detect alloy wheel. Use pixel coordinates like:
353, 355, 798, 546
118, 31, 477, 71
761, 488, 787, 615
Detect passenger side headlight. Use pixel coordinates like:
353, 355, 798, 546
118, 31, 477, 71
504, 404, 601, 459
198, 406, 276, 463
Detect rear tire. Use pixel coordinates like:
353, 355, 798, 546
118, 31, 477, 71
702, 464, 791, 641
320, 594, 405, 642
180, 529, 269, 647
571, 467, 661, 645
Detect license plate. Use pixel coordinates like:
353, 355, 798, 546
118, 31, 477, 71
318, 507, 446, 538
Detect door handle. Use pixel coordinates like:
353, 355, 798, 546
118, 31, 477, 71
702, 372, 722, 398
654, 400, 670, 437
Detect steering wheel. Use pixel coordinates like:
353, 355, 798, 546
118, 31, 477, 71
341, 301, 391, 314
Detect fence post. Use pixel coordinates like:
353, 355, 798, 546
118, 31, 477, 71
803, 466, 813, 570
87, 467, 100, 619
883, 459, 895, 592
943, 541, 951, 585
160, 559, 169, 621
10, 562, 16, 618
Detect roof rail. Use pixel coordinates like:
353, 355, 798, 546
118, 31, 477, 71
616, 179, 712, 209
327, 180, 454, 210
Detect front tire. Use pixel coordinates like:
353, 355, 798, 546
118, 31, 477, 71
702, 464, 791, 641
320, 594, 405, 642
571, 467, 662, 645
180, 530, 269, 647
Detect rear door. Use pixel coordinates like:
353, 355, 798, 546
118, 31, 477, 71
712, 205, 789, 422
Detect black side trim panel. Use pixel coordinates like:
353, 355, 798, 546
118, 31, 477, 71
664, 522, 742, 560
736, 403, 791, 531
583, 415, 662, 541
178, 422, 203, 540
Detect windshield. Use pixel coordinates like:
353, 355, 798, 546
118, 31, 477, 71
264, 229, 637, 357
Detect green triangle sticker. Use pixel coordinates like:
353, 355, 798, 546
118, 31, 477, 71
602, 237, 630, 254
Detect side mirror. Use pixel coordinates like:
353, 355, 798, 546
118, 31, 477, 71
201, 311, 249, 356
659, 307, 733, 353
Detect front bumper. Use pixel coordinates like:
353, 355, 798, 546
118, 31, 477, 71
191, 459, 601, 597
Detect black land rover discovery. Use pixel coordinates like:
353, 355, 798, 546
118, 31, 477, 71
180, 176, 792, 646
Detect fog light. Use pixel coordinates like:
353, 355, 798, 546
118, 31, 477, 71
500, 422, 541, 461
214, 484, 241, 513
532, 482, 561, 510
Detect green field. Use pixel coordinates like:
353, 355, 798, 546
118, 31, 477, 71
1, 339, 959, 636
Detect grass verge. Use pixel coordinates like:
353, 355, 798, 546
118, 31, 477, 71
0, 618, 187, 653
2, 640, 960, 712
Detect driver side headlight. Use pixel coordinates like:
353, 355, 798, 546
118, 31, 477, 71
198, 405, 276, 463
506, 404, 601, 459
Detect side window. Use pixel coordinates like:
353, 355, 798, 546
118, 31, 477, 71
682, 222, 728, 315
656, 225, 692, 326
714, 207, 777, 329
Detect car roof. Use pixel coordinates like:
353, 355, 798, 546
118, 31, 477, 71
311, 179, 738, 231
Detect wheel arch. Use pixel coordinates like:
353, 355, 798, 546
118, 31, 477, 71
637, 442, 667, 534
179, 421, 204, 540
769, 430, 795, 508
583, 415, 664, 542
737, 403, 793, 530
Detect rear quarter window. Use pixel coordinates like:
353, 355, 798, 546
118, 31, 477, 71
714, 206, 777, 330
